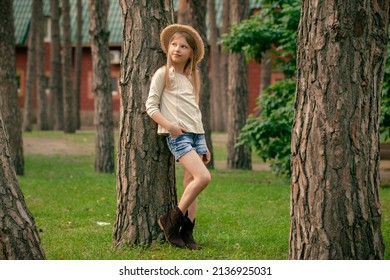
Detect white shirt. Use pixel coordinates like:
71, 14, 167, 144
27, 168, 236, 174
145, 66, 205, 135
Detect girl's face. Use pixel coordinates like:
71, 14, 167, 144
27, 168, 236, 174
168, 34, 192, 69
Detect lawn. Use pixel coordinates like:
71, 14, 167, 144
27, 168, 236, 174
17, 131, 390, 260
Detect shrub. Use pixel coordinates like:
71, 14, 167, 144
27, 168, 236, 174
237, 79, 295, 176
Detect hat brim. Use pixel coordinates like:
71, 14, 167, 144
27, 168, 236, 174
160, 24, 205, 64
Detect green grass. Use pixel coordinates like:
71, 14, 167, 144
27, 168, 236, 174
17, 131, 390, 260
23, 129, 96, 143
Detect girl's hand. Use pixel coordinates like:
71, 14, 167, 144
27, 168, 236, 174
168, 124, 187, 138
203, 148, 211, 164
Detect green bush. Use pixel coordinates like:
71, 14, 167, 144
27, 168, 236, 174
222, 1, 299, 176
220, 1, 300, 76
238, 79, 295, 176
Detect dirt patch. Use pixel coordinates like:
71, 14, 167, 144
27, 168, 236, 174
213, 160, 270, 171
23, 136, 94, 156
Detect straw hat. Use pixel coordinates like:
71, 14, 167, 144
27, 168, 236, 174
160, 24, 205, 64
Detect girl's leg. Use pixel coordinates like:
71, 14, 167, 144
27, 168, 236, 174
183, 167, 198, 222
179, 151, 209, 249
177, 150, 211, 214
158, 148, 210, 249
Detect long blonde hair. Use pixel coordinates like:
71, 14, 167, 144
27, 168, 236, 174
164, 32, 201, 103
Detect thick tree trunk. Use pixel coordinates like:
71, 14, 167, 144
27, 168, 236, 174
62, 0, 75, 133
89, 0, 115, 174
227, 0, 251, 170
35, 0, 48, 131
113, 0, 176, 247
23, 0, 38, 132
49, 0, 63, 130
0, 0, 24, 176
290, 0, 389, 259
0, 112, 45, 260
179, 0, 214, 169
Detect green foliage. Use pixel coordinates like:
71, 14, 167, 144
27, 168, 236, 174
271, 3, 300, 77
255, 0, 299, 7
238, 79, 295, 176
220, 0, 301, 77
225, 1, 390, 176
221, 1, 300, 175
220, 10, 276, 60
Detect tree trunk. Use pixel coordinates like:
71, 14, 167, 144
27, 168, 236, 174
23, 0, 38, 132
218, 0, 229, 132
177, 0, 214, 169
113, 0, 176, 247
227, 0, 251, 170
62, 0, 75, 133
35, 0, 48, 131
260, 51, 272, 93
208, 0, 222, 131
88, 0, 115, 173
177, 0, 191, 24
49, 0, 63, 131
74, 0, 82, 130
290, 0, 389, 260
0, 0, 24, 176
0, 111, 45, 260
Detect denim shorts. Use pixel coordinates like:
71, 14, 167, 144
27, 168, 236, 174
166, 133, 208, 161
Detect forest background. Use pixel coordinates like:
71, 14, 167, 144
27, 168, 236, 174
0, 0, 390, 260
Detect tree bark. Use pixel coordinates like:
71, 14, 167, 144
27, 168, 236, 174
0, 0, 24, 176
35, 0, 48, 131
218, 0, 230, 132
290, 0, 389, 260
23, 0, 38, 132
0, 111, 45, 260
88, 0, 115, 173
260, 51, 272, 94
178, 0, 214, 169
74, 0, 83, 130
208, 0, 223, 131
177, 0, 191, 24
113, 0, 176, 247
49, 0, 63, 130
62, 0, 75, 133
227, 0, 251, 169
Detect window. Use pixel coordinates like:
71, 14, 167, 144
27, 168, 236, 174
111, 77, 119, 96
44, 16, 51, 42
44, 75, 50, 95
16, 69, 25, 97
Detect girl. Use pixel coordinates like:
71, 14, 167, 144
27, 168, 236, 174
145, 24, 211, 250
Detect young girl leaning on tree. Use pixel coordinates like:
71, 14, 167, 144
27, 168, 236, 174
145, 24, 211, 250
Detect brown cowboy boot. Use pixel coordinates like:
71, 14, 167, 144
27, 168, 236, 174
158, 206, 186, 248
180, 211, 202, 250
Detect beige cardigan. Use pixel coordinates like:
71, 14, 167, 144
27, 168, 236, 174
145, 66, 205, 135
